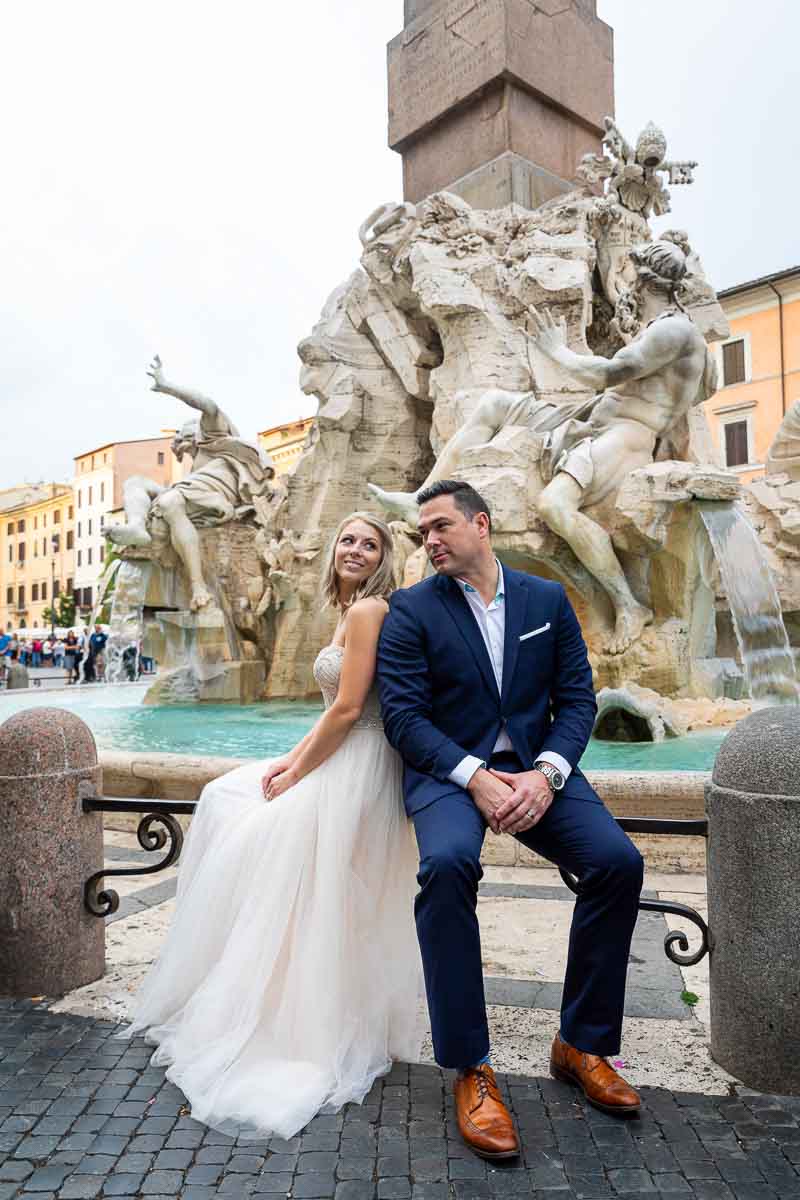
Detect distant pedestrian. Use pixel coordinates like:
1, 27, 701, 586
64, 630, 80, 684
18, 638, 29, 667
6, 649, 29, 690
53, 638, 65, 669
43, 636, 54, 666
31, 638, 43, 668
0, 633, 10, 683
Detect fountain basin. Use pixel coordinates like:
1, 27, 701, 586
0, 682, 727, 770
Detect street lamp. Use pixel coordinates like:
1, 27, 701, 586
50, 533, 59, 639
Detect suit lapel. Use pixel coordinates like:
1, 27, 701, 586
436, 575, 500, 702
500, 567, 529, 706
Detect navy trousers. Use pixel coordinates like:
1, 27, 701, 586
411, 753, 644, 1069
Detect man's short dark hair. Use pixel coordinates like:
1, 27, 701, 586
416, 479, 492, 533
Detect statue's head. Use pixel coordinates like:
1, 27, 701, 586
630, 238, 688, 299
171, 419, 200, 462
635, 121, 667, 168
297, 335, 338, 398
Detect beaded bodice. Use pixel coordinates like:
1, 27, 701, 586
312, 645, 384, 731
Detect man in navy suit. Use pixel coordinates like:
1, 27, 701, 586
377, 480, 644, 1160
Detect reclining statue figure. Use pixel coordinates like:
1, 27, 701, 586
108, 357, 275, 611
370, 239, 716, 655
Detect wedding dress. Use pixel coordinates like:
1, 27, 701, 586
125, 645, 424, 1139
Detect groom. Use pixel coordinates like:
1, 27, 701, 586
377, 480, 644, 1160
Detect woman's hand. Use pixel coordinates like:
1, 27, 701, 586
261, 757, 291, 799
264, 765, 300, 802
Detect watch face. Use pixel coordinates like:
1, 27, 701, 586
552, 771, 565, 790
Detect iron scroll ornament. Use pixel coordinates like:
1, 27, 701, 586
558, 815, 711, 967
83, 809, 186, 918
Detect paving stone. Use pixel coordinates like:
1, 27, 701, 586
24, 1167, 72, 1191
101, 1176, 145, 1195
291, 1174, 336, 1198
184, 1166, 222, 1185
58, 1176, 106, 1198
252, 1175, 294, 1194
335, 1184, 377, 1200
139, 1171, 184, 1194
377, 1181, 411, 1199
227, 1155, 265, 1173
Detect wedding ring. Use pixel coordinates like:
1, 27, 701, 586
526, 809, 535, 820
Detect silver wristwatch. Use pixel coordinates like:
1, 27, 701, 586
534, 761, 566, 791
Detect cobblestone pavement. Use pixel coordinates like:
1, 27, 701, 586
2, 1001, 799, 1200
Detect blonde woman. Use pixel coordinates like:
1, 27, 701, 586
126, 513, 423, 1139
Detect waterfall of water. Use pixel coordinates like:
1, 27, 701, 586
105, 560, 153, 684
698, 501, 800, 705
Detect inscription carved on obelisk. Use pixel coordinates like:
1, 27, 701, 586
388, 0, 614, 209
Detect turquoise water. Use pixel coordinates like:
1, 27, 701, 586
0, 683, 727, 769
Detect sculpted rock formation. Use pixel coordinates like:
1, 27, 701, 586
254, 118, 762, 700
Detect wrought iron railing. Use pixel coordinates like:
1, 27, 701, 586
82, 791, 711, 964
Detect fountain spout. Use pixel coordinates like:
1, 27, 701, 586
698, 500, 799, 705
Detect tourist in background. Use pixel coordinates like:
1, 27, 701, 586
31, 637, 43, 668
126, 511, 422, 1141
5, 649, 29, 691
64, 630, 80, 684
0, 632, 10, 683
52, 637, 65, 669
43, 636, 54, 665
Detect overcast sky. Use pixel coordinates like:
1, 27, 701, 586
2, 0, 798, 486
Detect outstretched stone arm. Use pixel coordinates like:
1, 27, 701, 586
146, 355, 220, 419
528, 308, 682, 391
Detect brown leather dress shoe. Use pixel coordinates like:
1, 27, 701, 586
453, 1065, 520, 1160
550, 1033, 641, 1115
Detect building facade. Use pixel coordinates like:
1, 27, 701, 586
72, 437, 182, 614
258, 417, 314, 476
0, 484, 75, 633
704, 266, 800, 484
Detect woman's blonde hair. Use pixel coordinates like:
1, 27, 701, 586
320, 511, 395, 610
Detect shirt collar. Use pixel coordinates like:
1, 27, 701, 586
456, 559, 505, 606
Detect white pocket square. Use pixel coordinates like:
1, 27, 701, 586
519, 622, 550, 641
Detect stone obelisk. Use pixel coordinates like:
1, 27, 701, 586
388, 0, 614, 209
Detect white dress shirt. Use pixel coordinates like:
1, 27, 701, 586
448, 560, 573, 790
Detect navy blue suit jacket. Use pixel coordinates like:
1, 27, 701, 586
377, 566, 598, 816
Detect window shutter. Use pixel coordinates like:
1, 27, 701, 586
722, 340, 746, 385
725, 420, 749, 467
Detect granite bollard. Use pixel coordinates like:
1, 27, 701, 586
0, 708, 104, 996
706, 707, 800, 1093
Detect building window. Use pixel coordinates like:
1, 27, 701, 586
78, 490, 82, 508
18, 543, 25, 563
7, 546, 11, 564
66, 530, 74, 550
77, 550, 82, 567
54, 510, 61, 524
5, 587, 12, 605
77, 521, 82, 538
158, 451, 165, 465
83, 587, 93, 609
17, 586, 25, 609
99, 545, 105, 562
88, 548, 93, 565
88, 519, 92, 536
69, 505, 74, 519
54, 579, 61, 597
100, 514, 104, 530
41, 581, 47, 601
43, 513, 47, 527
722, 339, 746, 386
724, 419, 750, 467
32, 584, 39, 602
88, 486, 93, 505
18, 519, 25, 533
42, 537, 47, 555
34, 516, 38, 530
92, 456, 96, 469
33, 541, 38, 558
104, 453, 109, 464
6, 522, 14, 535
100, 482, 105, 502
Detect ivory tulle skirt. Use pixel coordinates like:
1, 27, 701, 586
124, 729, 424, 1140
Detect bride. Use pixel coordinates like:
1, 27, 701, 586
125, 511, 423, 1139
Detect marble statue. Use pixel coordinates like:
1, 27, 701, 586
371, 239, 716, 653
108, 356, 277, 611
766, 398, 800, 480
